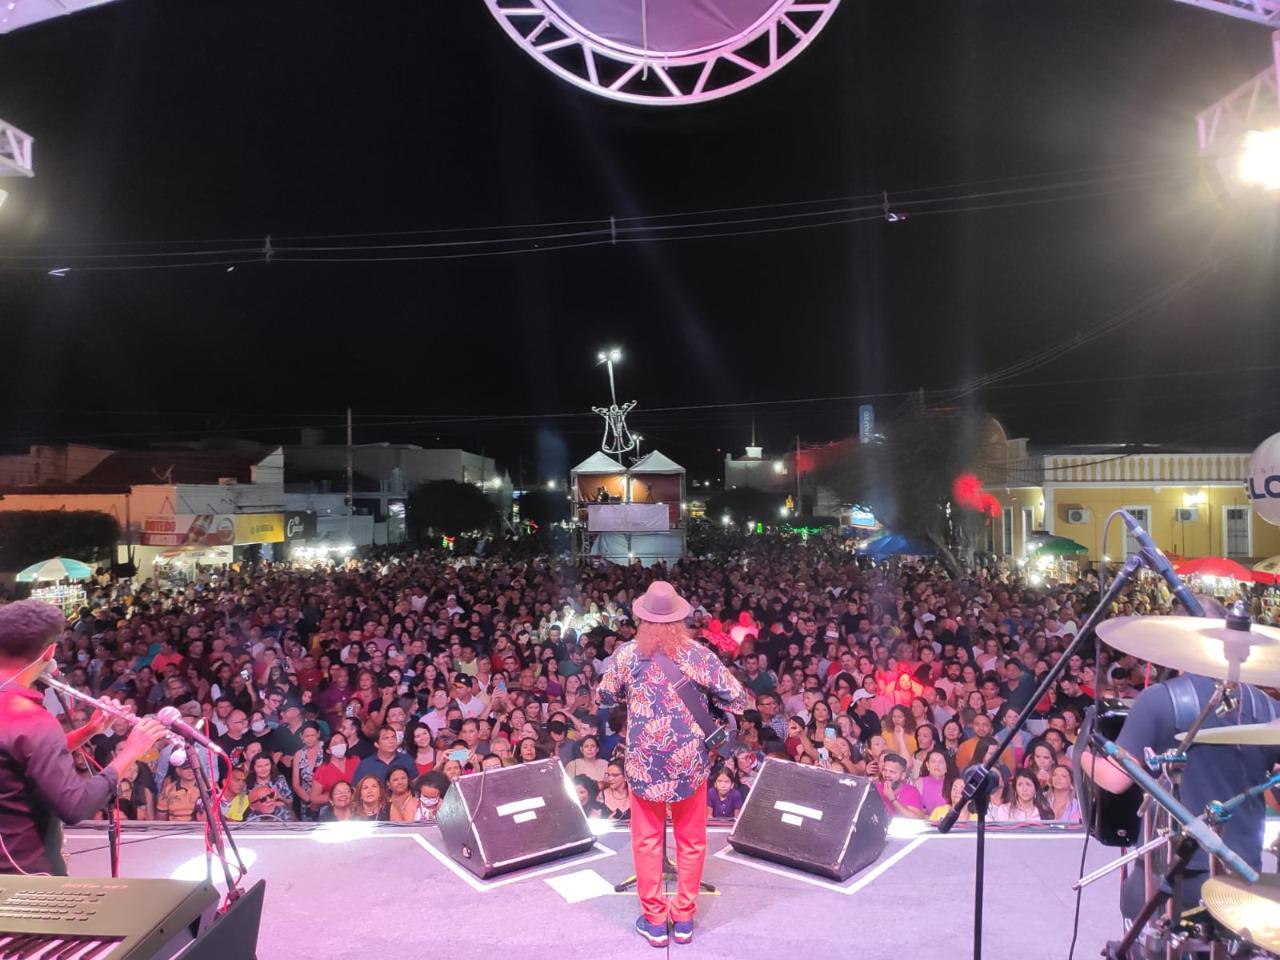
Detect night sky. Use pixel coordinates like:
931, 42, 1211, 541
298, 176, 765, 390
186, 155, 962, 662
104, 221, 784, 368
0, 0, 1277, 482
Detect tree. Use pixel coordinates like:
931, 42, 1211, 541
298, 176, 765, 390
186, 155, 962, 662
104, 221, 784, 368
516, 488, 570, 529
807, 403, 996, 575
407, 481, 498, 539
705, 487, 787, 526
0, 511, 120, 572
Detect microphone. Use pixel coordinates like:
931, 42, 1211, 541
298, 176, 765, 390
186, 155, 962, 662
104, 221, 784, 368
156, 706, 228, 757
1119, 511, 1204, 617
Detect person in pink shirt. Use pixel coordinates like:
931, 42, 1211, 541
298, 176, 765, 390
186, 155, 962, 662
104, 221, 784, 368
875, 752, 926, 819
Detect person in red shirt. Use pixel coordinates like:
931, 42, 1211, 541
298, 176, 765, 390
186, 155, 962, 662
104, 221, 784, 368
309, 731, 359, 809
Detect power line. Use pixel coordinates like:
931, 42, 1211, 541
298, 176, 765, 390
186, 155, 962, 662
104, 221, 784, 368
0, 166, 1189, 271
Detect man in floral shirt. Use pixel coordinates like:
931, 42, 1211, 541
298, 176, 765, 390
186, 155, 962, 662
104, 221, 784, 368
598, 581, 747, 948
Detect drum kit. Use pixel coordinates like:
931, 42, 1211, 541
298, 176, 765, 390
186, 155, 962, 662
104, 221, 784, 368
1079, 609, 1280, 960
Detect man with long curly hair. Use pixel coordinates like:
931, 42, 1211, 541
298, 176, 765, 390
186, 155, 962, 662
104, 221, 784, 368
598, 581, 747, 948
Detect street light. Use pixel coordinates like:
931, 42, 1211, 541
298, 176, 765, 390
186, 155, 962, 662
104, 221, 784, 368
596, 347, 623, 406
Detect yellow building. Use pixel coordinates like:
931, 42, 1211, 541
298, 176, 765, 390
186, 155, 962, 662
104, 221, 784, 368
987, 446, 1280, 563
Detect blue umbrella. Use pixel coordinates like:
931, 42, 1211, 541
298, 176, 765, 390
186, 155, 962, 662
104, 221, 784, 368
17, 557, 95, 582
859, 533, 937, 558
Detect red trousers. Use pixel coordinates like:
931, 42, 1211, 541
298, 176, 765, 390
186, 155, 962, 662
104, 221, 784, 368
629, 780, 708, 924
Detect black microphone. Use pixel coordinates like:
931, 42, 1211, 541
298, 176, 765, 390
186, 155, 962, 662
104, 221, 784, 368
1120, 510, 1204, 617
156, 705, 228, 757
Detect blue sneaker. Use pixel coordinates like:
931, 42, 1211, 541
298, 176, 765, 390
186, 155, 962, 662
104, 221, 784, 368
635, 916, 669, 948
673, 920, 694, 944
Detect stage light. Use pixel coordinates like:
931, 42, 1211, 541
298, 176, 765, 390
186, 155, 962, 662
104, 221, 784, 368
773, 461, 785, 474
547, 479, 557, 490
170, 848, 258, 888
779, 506, 790, 518
587, 818, 614, 838
312, 821, 379, 845
1238, 128, 1280, 190
721, 514, 731, 526
1029, 573, 1043, 586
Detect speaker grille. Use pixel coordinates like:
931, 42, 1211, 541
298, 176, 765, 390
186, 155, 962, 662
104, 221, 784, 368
728, 759, 888, 881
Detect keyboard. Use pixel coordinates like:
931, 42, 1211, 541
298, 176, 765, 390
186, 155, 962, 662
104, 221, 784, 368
0, 876, 216, 960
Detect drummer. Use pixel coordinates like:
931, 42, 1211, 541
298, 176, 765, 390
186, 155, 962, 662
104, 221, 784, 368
1083, 662, 1280, 909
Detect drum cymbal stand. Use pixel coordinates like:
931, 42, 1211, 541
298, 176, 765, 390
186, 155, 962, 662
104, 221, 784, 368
1093, 734, 1259, 960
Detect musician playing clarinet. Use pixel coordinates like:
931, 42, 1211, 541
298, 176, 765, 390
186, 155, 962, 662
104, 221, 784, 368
0, 600, 166, 875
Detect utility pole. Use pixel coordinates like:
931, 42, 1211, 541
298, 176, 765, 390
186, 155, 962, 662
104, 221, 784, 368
795, 434, 801, 515
346, 407, 354, 546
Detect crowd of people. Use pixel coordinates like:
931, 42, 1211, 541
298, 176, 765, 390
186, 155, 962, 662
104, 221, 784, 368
43, 535, 1205, 829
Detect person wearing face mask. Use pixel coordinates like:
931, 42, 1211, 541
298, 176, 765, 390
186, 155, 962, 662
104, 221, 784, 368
308, 731, 360, 810
411, 771, 451, 822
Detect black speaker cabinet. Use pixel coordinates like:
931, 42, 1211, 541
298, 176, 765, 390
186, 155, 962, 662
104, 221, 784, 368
435, 758, 595, 879
728, 758, 889, 881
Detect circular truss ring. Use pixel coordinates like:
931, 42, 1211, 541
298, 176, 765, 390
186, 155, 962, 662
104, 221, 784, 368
483, 0, 843, 106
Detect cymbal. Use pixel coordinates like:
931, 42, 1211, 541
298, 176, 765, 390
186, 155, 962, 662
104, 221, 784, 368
1201, 874, 1280, 953
1096, 616, 1280, 685
1190, 719, 1280, 746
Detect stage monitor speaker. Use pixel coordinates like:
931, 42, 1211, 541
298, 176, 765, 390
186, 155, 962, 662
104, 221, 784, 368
436, 757, 595, 879
728, 758, 889, 881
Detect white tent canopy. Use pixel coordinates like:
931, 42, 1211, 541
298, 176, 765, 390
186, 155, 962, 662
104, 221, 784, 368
630, 450, 685, 475
571, 451, 626, 474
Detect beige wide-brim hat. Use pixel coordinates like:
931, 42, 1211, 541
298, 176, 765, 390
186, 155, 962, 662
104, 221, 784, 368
631, 580, 692, 624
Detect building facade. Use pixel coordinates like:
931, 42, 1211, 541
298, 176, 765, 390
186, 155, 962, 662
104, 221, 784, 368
987, 445, 1280, 563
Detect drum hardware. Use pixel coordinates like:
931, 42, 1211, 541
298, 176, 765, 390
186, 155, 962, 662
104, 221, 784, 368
1095, 611, 1280, 689
1073, 831, 1171, 891
1147, 751, 1187, 769
1091, 732, 1259, 960
1199, 875, 1280, 957
1189, 718, 1280, 747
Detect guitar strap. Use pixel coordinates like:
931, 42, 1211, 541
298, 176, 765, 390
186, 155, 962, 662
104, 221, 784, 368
641, 650, 720, 743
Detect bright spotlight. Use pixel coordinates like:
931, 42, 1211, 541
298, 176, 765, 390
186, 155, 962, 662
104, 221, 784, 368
773, 461, 785, 474
1238, 128, 1280, 190
170, 848, 258, 889
546, 479, 557, 490
609, 348, 622, 362
721, 514, 731, 527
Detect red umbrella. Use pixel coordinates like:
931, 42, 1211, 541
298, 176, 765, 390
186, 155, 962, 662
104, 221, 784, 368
1175, 556, 1259, 582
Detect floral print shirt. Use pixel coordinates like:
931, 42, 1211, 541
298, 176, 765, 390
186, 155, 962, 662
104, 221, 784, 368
598, 640, 748, 803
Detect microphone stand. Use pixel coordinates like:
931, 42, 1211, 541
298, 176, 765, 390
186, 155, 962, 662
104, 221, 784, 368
936, 552, 1145, 960
182, 745, 246, 905
48, 684, 121, 879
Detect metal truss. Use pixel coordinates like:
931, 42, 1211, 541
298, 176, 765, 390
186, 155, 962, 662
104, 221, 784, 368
1172, 0, 1280, 26
0, 0, 121, 34
483, 0, 842, 106
1196, 30, 1280, 151
0, 118, 34, 177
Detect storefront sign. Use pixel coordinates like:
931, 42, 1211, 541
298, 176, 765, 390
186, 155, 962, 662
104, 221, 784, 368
233, 514, 285, 544
284, 511, 317, 541
140, 513, 288, 546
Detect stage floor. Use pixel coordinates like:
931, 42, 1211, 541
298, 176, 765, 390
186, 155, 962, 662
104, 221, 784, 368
63, 820, 1278, 960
